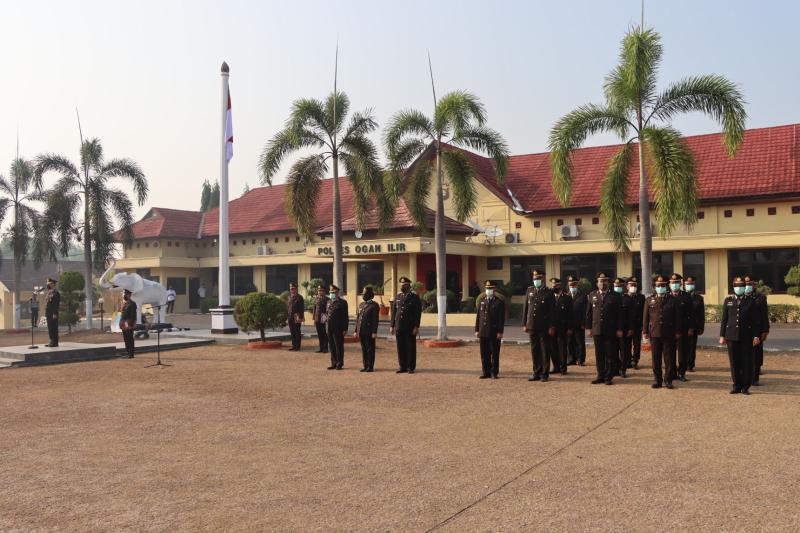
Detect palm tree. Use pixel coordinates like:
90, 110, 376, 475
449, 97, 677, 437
549, 26, 746, 294
36, 138, 147, 329
0, 158, 54, 328
259, 91, 391, 288
384, 91, 509, 340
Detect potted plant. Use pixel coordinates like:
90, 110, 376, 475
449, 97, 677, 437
234, 292, 288, 349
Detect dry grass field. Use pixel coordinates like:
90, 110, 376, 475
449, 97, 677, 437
1, 341, 799, 532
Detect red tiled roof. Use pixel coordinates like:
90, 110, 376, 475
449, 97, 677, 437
118, 208, 203, 240
318, 197, 473, 235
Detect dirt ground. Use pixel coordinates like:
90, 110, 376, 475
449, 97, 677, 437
0, 328, 119, 347
1, 341, 799, 532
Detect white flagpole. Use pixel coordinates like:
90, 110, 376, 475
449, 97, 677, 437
219, 62, 231, 307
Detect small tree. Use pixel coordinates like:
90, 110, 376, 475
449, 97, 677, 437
59, 271, 85, 332
785, 265, 800, 298
755, 280, 772, 296
234, 292, 287, 342
300, 278, 325, 310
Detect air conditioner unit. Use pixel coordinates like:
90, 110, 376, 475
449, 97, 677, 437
504, 233, 521, 244
634, 223, 654, 236
560, 225, 580, 239
257, 245, 266, 255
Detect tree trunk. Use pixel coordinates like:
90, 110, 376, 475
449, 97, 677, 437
637, 135, 653, 297
332, 153, 344, 289
83, 190, 94, 329
13, 202, 20, 329
434, 140, 448, 340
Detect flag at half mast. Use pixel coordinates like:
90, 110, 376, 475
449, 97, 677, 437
225, 93, 233, 161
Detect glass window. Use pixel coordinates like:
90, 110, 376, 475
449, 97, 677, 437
727, 248, 799, 293
561, 253, 616, 284
633, 252, 673, 286
230, 266, 256, 296
167, 277, 186, 295
487, 257, 503, 270
357, 261, 384, 292
266, 265, 298, 295
309, 263, 347, 293
682, 252, 705, 293
509, 256, 545, 294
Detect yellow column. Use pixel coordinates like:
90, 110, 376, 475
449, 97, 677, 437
618, 252, 633, 277
254, 266, 266, 292
390, 255, 398, 301
461, 255, 469, 299
546, 255, 560, 278
672, 251, 683, 276
346, 261, 357, 313
409, 253, 418, 283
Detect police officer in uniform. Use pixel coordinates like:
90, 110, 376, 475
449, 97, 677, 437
744, 275, 769, 385
390, 276, 421, 374
45, 277, 60, 347
356, 286, 380, 372
720, 276, 761, 394
312, 285, 330, 353
475, 280, 505, 379
287, 282, 305, 351
522, 269, 556, 382
550, 277, 572, 375
567, 276, 587, 366
326, 285, 348, 370
669, 273, 692, 381
624, 277, 645, 370
613, 277, 633, 377
120, 289, 137, 358
585, 272, 623, 385
684, 275, 705, 372
643, 275, 681, 389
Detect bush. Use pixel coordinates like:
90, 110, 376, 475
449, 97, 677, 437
234, 292, 287, 342
461, 299, 475, 313
508, 302, 524, 320
705, 304, 723, 323
785, 265, 800, 298
706, 303, 800, 323
59, 271, 84, 332
422, 288, 458, 312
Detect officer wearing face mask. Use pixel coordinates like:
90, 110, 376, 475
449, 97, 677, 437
624, 277, 646, 370
643, 275, 681, 389
614, 277, 634, 377
355, 286, 380, 372
474, 280, 505, 379
720, 276, 761, 394
390, 276, 422, 374
326, 285, 349, 370
522, 269, 556, 382
743, 275, 769, 385
566, 276, 587, 366
549, 277, 573, 375
585, 272, 623, 385
669, 273, 692, 382
683, 276, 705, 373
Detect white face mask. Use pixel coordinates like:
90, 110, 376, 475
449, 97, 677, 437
670, 283, 681, 292
628, 286, 637, 294
533, 279, 542, 288
485, 289, 494, 297
569, 287, 577, 295
329, 293, 337, 300
685, 284, 695, 292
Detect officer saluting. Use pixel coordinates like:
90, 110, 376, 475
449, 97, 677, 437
549, 277, 572, 375
624, 277, 645, 370
312, 285, 330, 353
474, 280, 505, 379
45, 277, 60, 347
744, 275, 769, 385
643, 275, 681, 389
585, 272, 623, 385
287, 282, 305, 351
566, 276, 587, 366
522, 269, 556, 382
355, 286, 380, 372
684, 275, 705, 373
720, 276, 762, 394
326, 285, 348, 370
390, 276, 421, 374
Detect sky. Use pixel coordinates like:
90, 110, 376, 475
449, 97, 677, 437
1, 0, 798, 223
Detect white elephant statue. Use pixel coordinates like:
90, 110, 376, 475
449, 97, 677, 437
99, 259, 170, 326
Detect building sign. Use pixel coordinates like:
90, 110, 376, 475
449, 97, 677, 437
314, 242, 408, 256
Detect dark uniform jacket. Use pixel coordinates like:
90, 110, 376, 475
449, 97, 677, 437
522, 286, 555, 332
45, 289, 60, 317
287, 294, 305, 325
552, 291, 573, 332
569, 291, 588, 330
355, 300, 380, 336
312, 295, 329, 324
391, 291, 421, 333
585, 290, 622, 337
688, 292, 706, 333
720, 294, 758, 342
625, 293, 646, 332
619, 291, 634, 332
670, 291, 691, 334
121, 299, 137, 328
750, 293, 769, 337
326, 298, 349, 333
643, 294, 681, 338
475, 295, 505, 338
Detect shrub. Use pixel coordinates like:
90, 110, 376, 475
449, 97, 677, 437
58, 271, 84, 332
577, 277, 593, 294
234, 292, 287, 342
705, 304, 723, 323
785, 265, 800, 298
422, 288, 458, 312
706, 303, 800, 323
508, 302, 524, 320
461, 299, 475, 313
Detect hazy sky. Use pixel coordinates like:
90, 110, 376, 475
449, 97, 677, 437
2, 0, 798, 222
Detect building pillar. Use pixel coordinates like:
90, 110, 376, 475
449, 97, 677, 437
546, 255, 560, 278
461, 255, 469, 301
391, 255, 398, 301
254, 266, 266, 292
409, 253, 418, 284
672, 251, 683, 276
346, 261, 357, 313
618, 252, 633, 277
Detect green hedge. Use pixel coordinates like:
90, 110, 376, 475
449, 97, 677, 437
200, 296, 241, 314
705, 303, 800, 323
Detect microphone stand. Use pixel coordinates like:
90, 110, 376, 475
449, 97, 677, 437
144, 303, 171, 368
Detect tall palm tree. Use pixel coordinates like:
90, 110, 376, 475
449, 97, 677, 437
384, 91, 509, 340
259, 91, 391, 288
0, 158, 54, 328
36, 138, 147, 329
549, 26, 746, 294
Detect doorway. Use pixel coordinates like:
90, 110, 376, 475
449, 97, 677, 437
189, 277, 201, 310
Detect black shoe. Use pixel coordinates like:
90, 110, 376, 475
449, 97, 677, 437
730, 387, 740, 394
578, 361, 585, 366
327, 366, 336, 370
560, 368, 567, 375
360, 368, 367, 372
529, 375, 541, 382
336, 366, 343, 370
366, 368, 374, 372
567, 360, 577, 366
665, 382, 674, 389
396, 369, 407, 373
688, 367, 695, 372
591, 378, 604, 384
408, 370, 415, 374
741, 388, 750, 395
541, 376, 549, 382
633, 362, 639, 370
605, 379, 613, 385
679, 375, 687, 382
620, 371, 627, 378
479, 375, 490, 379
752, 381, 761, 386
288, 348, 296, 352
651, 383, 662, 389
627, 362, 634, 369
492, 374, 499, 379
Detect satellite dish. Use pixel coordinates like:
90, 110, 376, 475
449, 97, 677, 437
354, 230, 363, 239
484, 227, 504, 238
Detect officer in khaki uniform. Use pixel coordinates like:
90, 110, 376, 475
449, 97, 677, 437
390, 276, 422, 374
287, 282, 305, 351
744, 275, 769, 385
684, 275, 705, 372
720, 276, 762, 394
549, 277, 572, 375
669, 273, 692, 381
474, 280, 505, 379
584, 272, 623, 385
522, 269, 556, 382
566, 276, 587, 366
613, 277, 633, 377
312, 285, 330, 353
355, 286, 380, 372
624, 277, 646, 370
643, 275, 682, 389
326, 285, 349, 370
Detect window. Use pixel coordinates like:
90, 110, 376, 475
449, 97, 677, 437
556, 219, 564, 226
274, 237, 279, 243
746, 208, 755, 217
266, 265, 298, 294
633, 252, 673, 285
284, 236, 290, 242
575, 218, 582, 226
357, 261, 384, 292
727, 248, 800, 293
724, 210, 732, 218
592, 217, 600, 225
230, 267, 256, 296
167, 277, 186, 295
487, 257, 504, 270
296, 236, 301, 241
793, 206, 800, 214
310, 263, 347, 293
697, 211, 705, 219
510, 256, 545, 294
252, 239, 256, 245
167, 241, 172, 247
136, 268, 152, 280
561, 254, 616, 284
682, 252, 705, 293
533, 221, 540, 228
768, 207, 777, 215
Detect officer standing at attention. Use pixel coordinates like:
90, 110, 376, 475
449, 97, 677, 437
668, 274, 692, 382
614, 277, 634, 377
744, 275, 769, 385
44, 277, 60, 347
312, 285, 330, 354
120, 289, 138, 358
523, 269, 556, 382
287, 282, 305, 351
390, 276, 421, 374
549, 277, 572, 375
624, 277, 646, 370
475, 280, 505, 379
326, 285, 348, 370
684, 276, 705, 373
584, 272, 623, 385
720, 276, 761, 394
643, 275, 681, 389
566, 276, 587, 366
355, 286, 380, 372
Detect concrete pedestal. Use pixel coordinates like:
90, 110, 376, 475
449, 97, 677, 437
210, 306, 238, 334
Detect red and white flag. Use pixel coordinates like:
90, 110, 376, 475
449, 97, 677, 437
225, 92, 233, 161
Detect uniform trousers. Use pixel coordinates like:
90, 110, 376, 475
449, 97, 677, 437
753, 342, 764, 382
529, 331, 553, 378
46, 315, 59, 346
360, 334, 376, 370
479, 337, 501, 376
552, 331, 568, 372
396, 330, 417, 371
568, 328, 586, 364
687, 334, 699, 370
289, 321, 302, 350
122, 328, 135, 357
592, 334, 617, 381
650, 337, 676, 385
728, 340, 753, 391
329, 330, 345, 368
315, 322, 328, 352
629, 330, 642, 365
676, 332, 689, 377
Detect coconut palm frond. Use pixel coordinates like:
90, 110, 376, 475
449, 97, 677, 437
644, 126, 697, 237
284, 155, 327, 240
325, 91, 350, 134
403, 160, 433, 231
434, 91, 486, 135
384, 109, 434, 161
342, 109, 378, 142
452, 125, 510, 182
441, 151, 477, 222
599, 143, 634, 252
101, 158, 148, 205
619, 26, 663, 107
81, 138, 104, 175
34, 154, 80, 183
